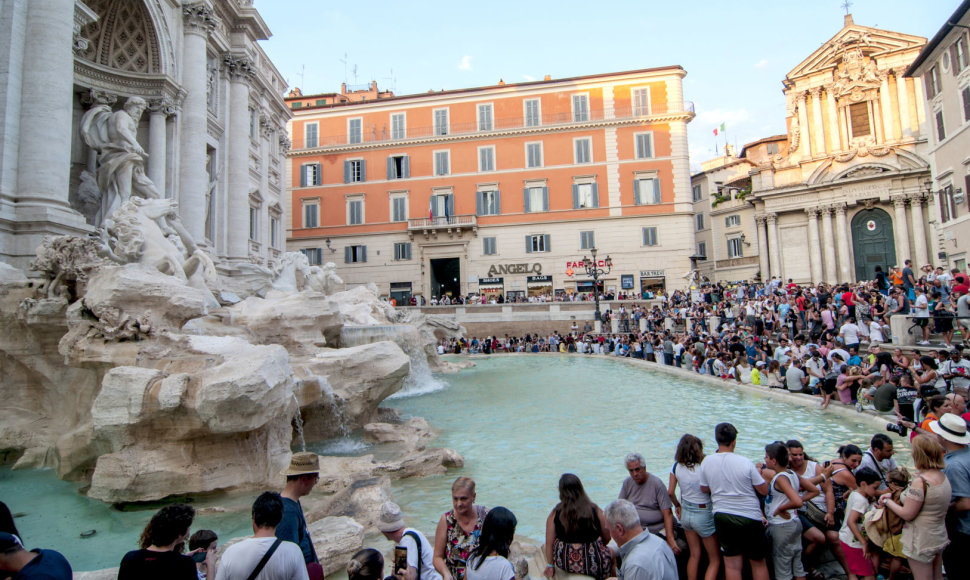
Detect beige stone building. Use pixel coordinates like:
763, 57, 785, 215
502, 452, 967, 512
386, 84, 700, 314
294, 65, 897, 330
748, 14, 934, 284
692, 137, 788, 284
905, 0, 970, 273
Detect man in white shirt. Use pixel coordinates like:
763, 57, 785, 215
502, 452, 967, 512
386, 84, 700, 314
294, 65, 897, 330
378, 502, 442, 580
839, 317, 861, 350
216, 492, 309, 580
699, 423, 769, 580
913, 286, 931, 345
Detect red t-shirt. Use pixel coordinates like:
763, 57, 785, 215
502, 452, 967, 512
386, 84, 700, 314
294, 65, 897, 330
842, 291, 854, 306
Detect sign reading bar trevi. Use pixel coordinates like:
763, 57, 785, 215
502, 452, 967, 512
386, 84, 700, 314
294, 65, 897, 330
639, 270, 665, 277
486, 263, 542, 277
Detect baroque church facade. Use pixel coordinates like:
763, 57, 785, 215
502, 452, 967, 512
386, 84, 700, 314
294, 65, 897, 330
748, 15, 934, 284
0, 0, 290, 271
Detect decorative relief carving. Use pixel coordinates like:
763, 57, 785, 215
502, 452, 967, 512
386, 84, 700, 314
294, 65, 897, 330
148, 97, 178, 117
804, 208, 820, 218
82, 89, 118, 107
223, 54, 255, 82
183, 3, 217, 35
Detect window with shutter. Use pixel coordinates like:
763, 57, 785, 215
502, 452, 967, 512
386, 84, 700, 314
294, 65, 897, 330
642, 227, 658, 246
304, 123, 318, 148
433, 108, 449, 135
478, 104, 493, 131
526, 143, 542, 168
479, 147, 495, 172
635, 133, 653, 158
391, 113, 406, 140
348, 118, 362, 144
483, 237, 496, 255
580, 231, 594, 250
524, 99, 540, 127
572, 94, 589, 122
574, 138, 591, 163
434, 151, 449, 175
303, 203, 318, 228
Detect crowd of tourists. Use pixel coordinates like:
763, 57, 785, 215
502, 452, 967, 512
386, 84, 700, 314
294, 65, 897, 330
7, 419, 967, 580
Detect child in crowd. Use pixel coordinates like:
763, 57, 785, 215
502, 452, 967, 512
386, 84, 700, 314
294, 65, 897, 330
880, 468, 910, 580
838, 468, 882, 580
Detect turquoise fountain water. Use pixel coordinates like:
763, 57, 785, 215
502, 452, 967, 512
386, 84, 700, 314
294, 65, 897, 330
384, 355, 893, 541
0, 354, 890, 571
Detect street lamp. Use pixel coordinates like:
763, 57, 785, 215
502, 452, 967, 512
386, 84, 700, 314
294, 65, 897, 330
581, 247, 612, 329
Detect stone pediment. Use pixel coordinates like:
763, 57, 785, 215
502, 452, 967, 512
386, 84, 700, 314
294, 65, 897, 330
785, 24, 926, 82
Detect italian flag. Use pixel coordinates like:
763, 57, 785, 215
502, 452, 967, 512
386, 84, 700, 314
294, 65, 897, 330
428, 198, 433, 219
713, 122, 726, 136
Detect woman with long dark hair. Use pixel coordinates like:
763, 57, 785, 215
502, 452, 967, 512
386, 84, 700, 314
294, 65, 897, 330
466, 507, 517, 580
542, 474, 613, 580
118, 504, 198, 580
668, 434, 719, 580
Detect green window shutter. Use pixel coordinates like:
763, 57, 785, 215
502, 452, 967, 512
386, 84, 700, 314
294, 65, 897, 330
406, 243, 411, 260
476, 191, 483, 215
523, 188, 531, 213
386, 157, 394, 179
543, 234, 551, 252
359, 160, 366, 182
361, 246, 367, 262
495, 190, 501, 214
592, 183, 599, 208
542, 187, 549, 211
653, 178, 661, 203
343, 161, 351, 184
633, 179, 640, 204
525, 235, 532, 253
572, 184, 579, 209
403, 156, 410, 178
300, 165, 307, 187
344, 246, 351, 263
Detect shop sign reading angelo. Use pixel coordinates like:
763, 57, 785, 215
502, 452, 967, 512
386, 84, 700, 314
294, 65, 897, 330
486, 263, 542, 277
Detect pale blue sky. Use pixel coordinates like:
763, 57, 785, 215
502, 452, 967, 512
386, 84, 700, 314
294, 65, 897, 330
257, 0, 957, 170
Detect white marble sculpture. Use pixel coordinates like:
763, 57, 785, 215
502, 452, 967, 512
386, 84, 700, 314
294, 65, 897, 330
80, 97, 160, 227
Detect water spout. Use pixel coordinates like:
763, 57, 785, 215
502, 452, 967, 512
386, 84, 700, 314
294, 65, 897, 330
291, 393, 306, 452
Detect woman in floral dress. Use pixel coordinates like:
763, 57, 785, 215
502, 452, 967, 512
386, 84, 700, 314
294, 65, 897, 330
434, 477, 488, 580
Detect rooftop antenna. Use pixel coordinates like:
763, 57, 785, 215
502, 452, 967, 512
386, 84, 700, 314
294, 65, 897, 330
339, 52, 348, 85
382, 68, 397, 93
352, 64, 359, 86
297, 64, 305, 91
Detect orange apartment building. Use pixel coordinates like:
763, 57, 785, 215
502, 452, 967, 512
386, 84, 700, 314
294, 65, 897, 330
285, 68, 695, 303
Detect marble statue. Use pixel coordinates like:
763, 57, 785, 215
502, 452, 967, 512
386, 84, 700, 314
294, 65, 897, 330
80, 96, 160, 227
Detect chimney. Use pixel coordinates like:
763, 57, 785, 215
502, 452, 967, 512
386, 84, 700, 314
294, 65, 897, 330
341, 82, 347, 94
544, 74, 552, 81
498, 78, 505, 85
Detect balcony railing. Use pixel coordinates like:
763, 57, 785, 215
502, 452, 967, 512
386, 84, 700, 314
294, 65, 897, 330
296, 102, 695, 151
407, 215, 477, 231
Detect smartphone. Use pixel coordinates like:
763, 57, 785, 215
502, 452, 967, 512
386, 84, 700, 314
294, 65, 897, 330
394, 546, 408, 573
192, 551, 207, 563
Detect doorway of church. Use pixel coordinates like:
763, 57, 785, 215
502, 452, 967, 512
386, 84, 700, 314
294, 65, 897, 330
851, 208, 896, 282
430, 258, 461, 300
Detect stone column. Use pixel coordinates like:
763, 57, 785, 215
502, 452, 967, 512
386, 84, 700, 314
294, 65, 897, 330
909, 193, 928, 267
15, 0, 86, 225
810, 88, 825, 156
226, 55, 254, 262
766, 213, 781, 280
756, 215, 770, 281
834, 204, 852, 282
805, 208, 823, 283
879, 72, 895, 142
839, 106, 851, 149
147, 98, 174, 197
178, 4, 215, 242
825, 87, 840, 151
895, 68, 913, 138
892, 195, 911, 264
797, 91, 813, 156
820, 206, 838, 282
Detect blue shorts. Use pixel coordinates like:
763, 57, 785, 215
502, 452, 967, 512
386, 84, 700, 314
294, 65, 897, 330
680, 499, 716, 538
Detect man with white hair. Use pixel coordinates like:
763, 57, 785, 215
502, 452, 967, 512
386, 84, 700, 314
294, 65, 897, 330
604, 499, 677, 580
378, 502, 441, 580
618, 453, 680, 556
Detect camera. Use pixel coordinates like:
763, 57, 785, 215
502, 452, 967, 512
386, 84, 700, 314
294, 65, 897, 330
886, 421, 908, 437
